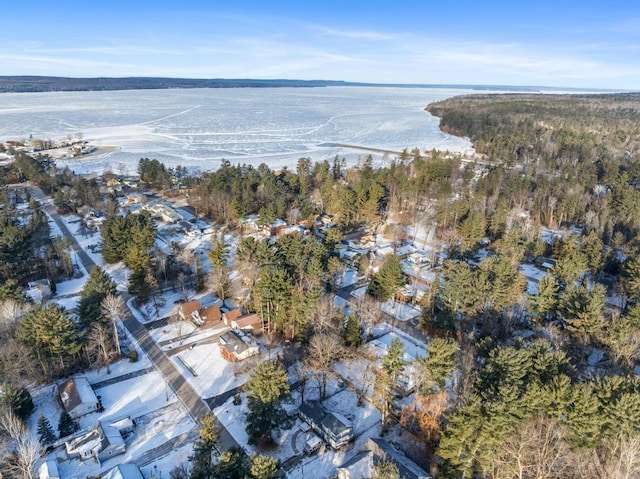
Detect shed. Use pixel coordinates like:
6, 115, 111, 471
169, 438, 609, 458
59, 377, 99, 419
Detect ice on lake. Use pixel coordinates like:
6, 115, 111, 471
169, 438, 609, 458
0, 86, 474, 174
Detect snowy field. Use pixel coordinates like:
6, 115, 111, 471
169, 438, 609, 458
0, 87, 474, 175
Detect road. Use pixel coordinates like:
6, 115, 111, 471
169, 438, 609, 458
28, 185, 239, 451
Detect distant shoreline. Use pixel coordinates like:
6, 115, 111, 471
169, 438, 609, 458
0, 75, 613, 94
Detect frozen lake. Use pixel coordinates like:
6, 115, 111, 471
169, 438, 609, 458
0, 86, 474, 174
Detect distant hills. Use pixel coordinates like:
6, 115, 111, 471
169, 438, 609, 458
0, 76, 616, 94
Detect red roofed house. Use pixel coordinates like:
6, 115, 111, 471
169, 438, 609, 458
178, 300, 201, 321
222, 308, 243, 326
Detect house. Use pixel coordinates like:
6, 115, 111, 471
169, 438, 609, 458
299, 400, 354, 449
65, 421, 125, 462
102, 463, 144, 479
229, 313, 263, 333
222, 308, 243, 326
126, 193, 146, 204
37, 460, 60, 479
27, 279, 52, 304
219, 330, 259, 361
192, 303, 222, 326
337, 437, 431, 479
59, 377, 99, 419
178, 299, 201, 321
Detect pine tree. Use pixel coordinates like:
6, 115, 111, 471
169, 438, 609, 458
419, 337, 459, 391
211, 447, 249, 479
560, 283, 606, 341
245, 361, 289, 445
37, 413, 56, 445
58, 411, 78, 438
382, 337, 406, 383
528, 274, 559, 322
0, 383, 34, 420
368, 254, 405, 301
208, 234, 229, 269
342, 314, 362, 347
250, 454, 284, 479
78, 267, 117, 326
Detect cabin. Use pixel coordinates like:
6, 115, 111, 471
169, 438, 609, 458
59, 377, 99, 419
102, 463, 144, 479
219, 330, 259, 361
65, 421, 125, 462
298, 400, 354, 450
337, 437, 431, 479
178, 299, 201, 321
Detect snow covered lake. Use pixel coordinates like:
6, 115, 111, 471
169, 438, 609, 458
0, 86, 474, 174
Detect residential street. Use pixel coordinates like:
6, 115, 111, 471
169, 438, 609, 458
29, 184, 239, 451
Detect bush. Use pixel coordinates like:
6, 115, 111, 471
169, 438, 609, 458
128, 349, 139, 362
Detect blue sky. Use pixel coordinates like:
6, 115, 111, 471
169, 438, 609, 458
2, 1, 639, 89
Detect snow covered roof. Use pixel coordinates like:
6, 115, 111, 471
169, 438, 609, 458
102, 463, 143, 479
38, 460, 60, 479
59, 377, 98, 413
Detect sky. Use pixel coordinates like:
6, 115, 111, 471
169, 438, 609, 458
1, 0, 639, 90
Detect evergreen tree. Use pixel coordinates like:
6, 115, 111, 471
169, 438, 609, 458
368, 254, 405, 301
250, 454, 284, 479
419, 337, 459, 391
189, 413, 219, 479
528, 273, 559, 322
77, 267, 117, 326
208, 234, 229, 269
0, 383, 34, 420
382, 337, 407, 383
342, 314, 362, 347
58, 411, 78, 438
560, 283, 606, 341
37, 413, 56, 445
211, 447, 249, 479
245, 361, 290, 445
18, 304, 83, 377
0, 278, 27, 302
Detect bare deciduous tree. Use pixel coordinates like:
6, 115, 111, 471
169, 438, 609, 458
0, 299, 30, 335
304, 333, 344, 401
0, 410, 41, 479
101, 293, 126, 356
86, 323, 115, 374
210, 265, 232, 300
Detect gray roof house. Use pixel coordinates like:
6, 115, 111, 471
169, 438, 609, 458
337, 437, 431, 479
65, 421, 125, 463
59, 377, 99, 419
299, 400, 353, 449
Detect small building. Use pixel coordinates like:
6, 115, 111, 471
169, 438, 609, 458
126, 193, 147, 204
178, 300, 201, 321
337, 437, 431, 479
65, 421, 125, 462
219, 330, 259, 361
59, 377, 99, 419
299, 400, 354, 450
102, 463, 144, 479
192, 304, 222, 327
